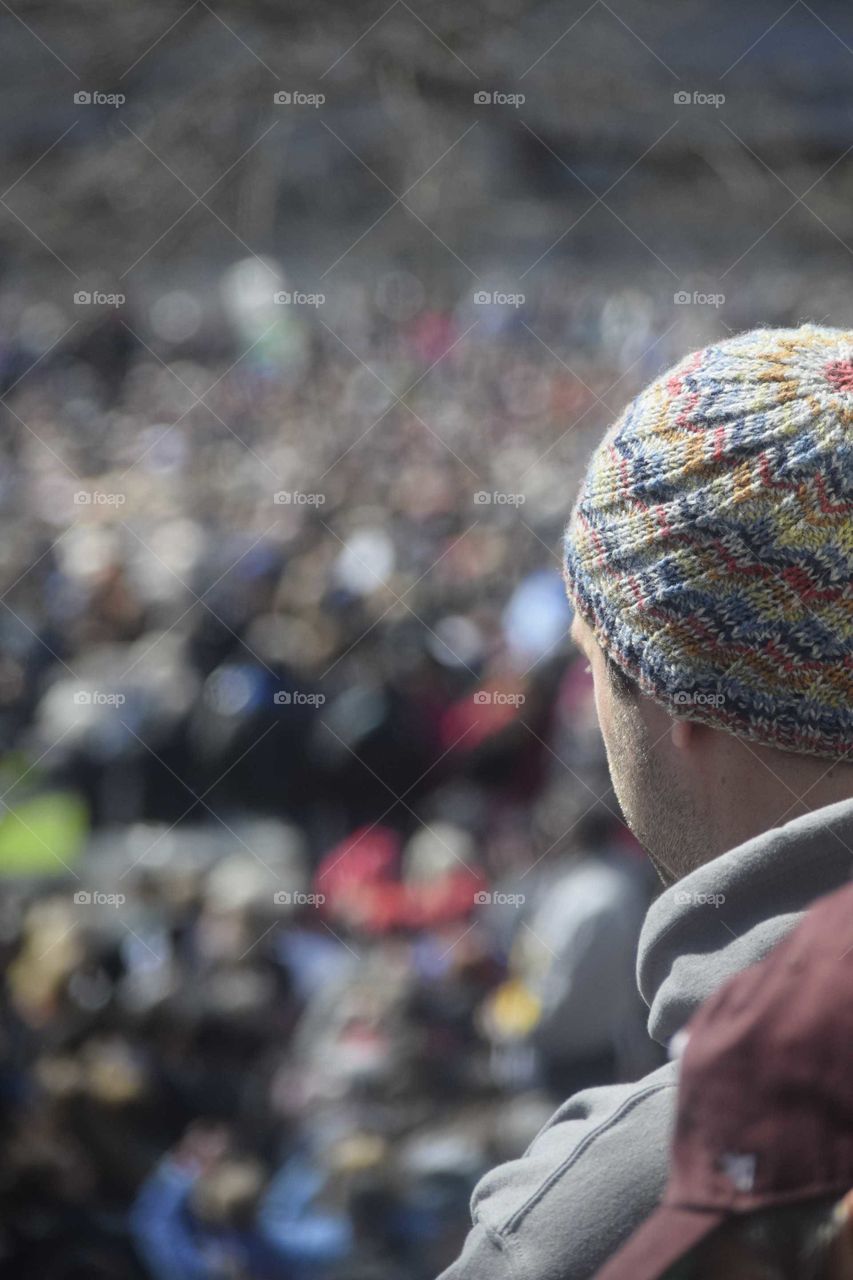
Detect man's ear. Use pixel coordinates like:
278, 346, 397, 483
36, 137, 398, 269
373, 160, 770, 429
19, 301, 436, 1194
671, 718, 693, 750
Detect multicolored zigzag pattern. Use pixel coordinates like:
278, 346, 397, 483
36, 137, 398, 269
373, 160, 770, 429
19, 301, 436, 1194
563, 325, 853, 758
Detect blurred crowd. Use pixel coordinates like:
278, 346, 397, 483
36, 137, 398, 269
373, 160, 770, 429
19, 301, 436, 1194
0, 804, 659, 1279
0, 262, 836, 1278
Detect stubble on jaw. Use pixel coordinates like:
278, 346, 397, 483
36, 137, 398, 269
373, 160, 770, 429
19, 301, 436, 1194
604, 692, 708, 886
569, 615, 710, 884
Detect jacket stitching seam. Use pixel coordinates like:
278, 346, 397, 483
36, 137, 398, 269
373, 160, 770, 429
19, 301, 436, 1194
495, 1079, 677, 1236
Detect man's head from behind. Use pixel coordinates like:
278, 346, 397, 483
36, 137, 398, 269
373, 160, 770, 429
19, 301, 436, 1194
564, 325, 853, 883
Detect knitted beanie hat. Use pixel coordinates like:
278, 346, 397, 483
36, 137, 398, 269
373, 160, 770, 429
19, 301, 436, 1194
563, 325, 853, 759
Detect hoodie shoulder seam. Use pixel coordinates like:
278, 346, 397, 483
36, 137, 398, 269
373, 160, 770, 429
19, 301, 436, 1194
480, 1220, 525, 1279
493, 1078, 677, 1236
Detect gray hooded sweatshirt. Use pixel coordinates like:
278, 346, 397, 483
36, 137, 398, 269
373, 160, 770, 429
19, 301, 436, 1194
440, 796, 853, 1280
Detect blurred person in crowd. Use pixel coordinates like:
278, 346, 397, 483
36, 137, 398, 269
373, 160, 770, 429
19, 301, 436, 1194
516, 809, 658, 1094
130, 1120, 352, 1280
474, 802, 655, 1096
443, 326, 853, 1280
596, 880, 853, 1280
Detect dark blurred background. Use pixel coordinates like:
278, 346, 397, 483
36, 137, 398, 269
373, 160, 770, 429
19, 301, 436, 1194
1, 2, 853, 1277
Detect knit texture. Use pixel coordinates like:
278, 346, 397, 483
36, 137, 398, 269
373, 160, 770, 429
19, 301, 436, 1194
563, 325, 853, 759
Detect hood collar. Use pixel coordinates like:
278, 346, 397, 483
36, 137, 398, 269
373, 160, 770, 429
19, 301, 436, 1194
638, 797, 853, 1046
